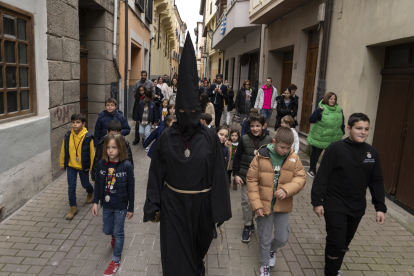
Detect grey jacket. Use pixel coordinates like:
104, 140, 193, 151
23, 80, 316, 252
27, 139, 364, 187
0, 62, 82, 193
133, 79, 155, 96
254, 86, 278, 110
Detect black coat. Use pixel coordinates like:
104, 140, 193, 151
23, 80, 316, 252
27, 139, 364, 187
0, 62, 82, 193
226, 89, 235, 111
234, 88, 255, 114
207, 84, 228, 110
275, 97, 298, 129
154, 86, 164, 106
132, 100, 159, 123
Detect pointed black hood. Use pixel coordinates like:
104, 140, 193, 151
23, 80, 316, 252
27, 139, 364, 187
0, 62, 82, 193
175, 33, 202, 141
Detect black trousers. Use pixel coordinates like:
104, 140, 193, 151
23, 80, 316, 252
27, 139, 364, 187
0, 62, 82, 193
310, 146, 324, 173
214, 105, 223, 128
324, 212, 363, 276
228, 170, 232, 183
134, 122, 140, 143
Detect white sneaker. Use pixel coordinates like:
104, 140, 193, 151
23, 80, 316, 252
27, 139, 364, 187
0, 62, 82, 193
260, 265, 270, 276
269, 251, 276, 267
338, 270, 341, 276
151, 125, 155, 129
145, 147, 149, 152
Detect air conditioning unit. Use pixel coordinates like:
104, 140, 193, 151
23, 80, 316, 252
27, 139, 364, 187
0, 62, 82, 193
317, 3, 325, 22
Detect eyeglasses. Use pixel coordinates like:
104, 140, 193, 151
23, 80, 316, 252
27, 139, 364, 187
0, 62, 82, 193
245, 83, 250, 85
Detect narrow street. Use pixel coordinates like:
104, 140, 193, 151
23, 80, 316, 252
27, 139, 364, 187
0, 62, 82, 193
0, 125, 413, 276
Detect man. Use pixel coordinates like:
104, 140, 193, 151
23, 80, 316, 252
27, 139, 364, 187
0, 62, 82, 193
289, 84, 299, 127
199, 79, 208, 96
311, 113, 386, 276
207, 73, 228, 127
163, 74, 170, 85
143, 34, 232, 276
254, 77, 278, 125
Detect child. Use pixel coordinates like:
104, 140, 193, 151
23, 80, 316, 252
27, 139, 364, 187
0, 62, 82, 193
200, 113, 213, 128
166, 103, 175, 118
226, 129, 240, 190
92, 134, 135, 276
133, 86, 148, 145
132, 89, 159, 152
91, 120, 134, 182
94, 97, 131, 147
311, 113, 386, 276
280, 115, 299, 154
216, 126, 230, 167
160, 99, 169, 122
241, 108, 259, 136
60, 113, 95, 220
233, 113, 273, 243
143, 115, 177, 158
247, 127, 306, 276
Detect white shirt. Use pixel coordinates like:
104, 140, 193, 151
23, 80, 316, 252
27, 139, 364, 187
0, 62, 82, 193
291, 128, 299, 154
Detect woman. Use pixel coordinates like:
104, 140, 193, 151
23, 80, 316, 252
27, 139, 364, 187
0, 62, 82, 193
274, 88, 298, 130
200, 92, 215, 127
132, 85, 148, 145
157, 76, 169, 101
168, 77, 178, 105
306, 92, 345, 178
235, 80, 254, 126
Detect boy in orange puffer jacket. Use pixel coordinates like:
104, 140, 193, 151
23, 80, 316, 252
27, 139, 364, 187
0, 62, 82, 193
247, 127, 306, 276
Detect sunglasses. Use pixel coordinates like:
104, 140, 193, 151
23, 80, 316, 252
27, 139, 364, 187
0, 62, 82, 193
245, 83, 251, 85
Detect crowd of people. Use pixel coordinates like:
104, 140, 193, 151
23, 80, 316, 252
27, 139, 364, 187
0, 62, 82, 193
58, 36, 387, 276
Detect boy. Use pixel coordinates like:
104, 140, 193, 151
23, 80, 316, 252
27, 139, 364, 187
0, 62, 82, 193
94, 98, 131, 146
132, 90, 159, 152
200, 113, 213, 128
60, 113, 95, 220
233, 113, 272, 243
241, 108, 259, 136
247, 127, 306, 276
91, 120, 134, 182
311, 113, 387, 276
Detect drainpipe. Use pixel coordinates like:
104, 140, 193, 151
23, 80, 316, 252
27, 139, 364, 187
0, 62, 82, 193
315, 0, 334, 104
123, 0, 129, 117
113, 0, 122, 102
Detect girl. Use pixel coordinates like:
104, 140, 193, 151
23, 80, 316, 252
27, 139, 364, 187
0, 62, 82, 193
275, 88, 298, 131
92, 134, 135, 276
225, 129, 240, 190
200, 93, 215, 127
166, 103, 175, 119
168, 77, 178, 105
160, 99, 169, 122
143, 115, 177, 158
280, 115, 299, 154
132, 86, 147, 145
216, 126, 230, 168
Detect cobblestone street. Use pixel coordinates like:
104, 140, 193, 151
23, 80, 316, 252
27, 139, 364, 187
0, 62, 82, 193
1, 130, 414, 276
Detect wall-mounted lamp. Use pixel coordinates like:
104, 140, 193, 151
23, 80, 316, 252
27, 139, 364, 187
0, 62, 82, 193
208, 28, 213, 39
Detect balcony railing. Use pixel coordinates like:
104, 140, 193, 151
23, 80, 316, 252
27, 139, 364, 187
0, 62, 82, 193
199, 46, 209, 58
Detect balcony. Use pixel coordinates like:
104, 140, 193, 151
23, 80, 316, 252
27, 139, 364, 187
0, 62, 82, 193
199, 46, 209, 58
250, 0, 311, 24
211, 0, 261, 50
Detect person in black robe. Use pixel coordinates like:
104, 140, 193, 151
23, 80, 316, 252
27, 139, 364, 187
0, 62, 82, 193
143, 33, 232, 276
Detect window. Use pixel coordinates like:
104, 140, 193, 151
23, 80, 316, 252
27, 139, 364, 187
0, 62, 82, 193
135, 0, 145, 12
0, 5, 35, 122
210, 2, 212, 15
384, 42, 414, 68
145, 0, 153, 23
218, 58, 221, 74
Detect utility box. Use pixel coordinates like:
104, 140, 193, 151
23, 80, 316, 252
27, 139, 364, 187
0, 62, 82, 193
318, 3, 325, 22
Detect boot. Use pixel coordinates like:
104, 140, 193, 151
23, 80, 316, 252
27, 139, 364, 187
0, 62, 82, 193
233, 180, 237, 190
86, 193, 93, 204
66, 206, 78, 220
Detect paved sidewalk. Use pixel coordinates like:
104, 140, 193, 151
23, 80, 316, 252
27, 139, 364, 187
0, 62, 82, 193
1, 127, 414, 275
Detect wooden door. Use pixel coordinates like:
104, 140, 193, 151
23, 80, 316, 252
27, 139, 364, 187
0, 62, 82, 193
280, 51, 293, 94
300, 30, 319, 133
80, 52, 88, 129
249, 53, 259, 93
372, 75, 411, 194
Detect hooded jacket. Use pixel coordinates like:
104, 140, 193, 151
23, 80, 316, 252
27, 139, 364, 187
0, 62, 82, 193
275, 97, 298, 129
254, 85, 278, 110
60, 128, 95, 171
94, 110, 131, 145
246, 145, 306, 215
132, 100, 160, 124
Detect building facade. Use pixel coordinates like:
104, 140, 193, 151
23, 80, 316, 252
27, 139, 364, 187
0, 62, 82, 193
195, 22, 205, 79
0, 0, 119, 219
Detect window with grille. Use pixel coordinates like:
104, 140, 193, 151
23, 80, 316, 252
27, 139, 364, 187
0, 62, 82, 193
0, 6, 35, 122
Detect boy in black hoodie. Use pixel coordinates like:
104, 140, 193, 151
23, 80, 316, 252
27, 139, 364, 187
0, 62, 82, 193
311, 113, 387, 276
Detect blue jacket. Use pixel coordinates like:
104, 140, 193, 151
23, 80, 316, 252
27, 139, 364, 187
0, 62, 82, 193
132, 100, 159, 124
143, 122, 166, 158
64, 130, 94, 171
241, 119, 250, 137
94, 110, 130, 145
92, 159, 135, 212
207, 84, 228, 110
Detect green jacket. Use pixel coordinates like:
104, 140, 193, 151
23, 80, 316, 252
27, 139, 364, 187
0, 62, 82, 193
307, 101, 344, 149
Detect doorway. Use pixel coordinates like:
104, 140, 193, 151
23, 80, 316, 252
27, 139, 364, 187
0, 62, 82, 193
373, 43, 414, 210
280, 50, 293, 95
249, 53, 259, 93
300, 29, 319, 133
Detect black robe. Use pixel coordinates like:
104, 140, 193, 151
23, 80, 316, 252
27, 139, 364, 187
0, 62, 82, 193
143, 123, 232, 275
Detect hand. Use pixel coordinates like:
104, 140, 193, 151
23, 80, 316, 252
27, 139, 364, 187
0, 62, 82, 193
154, 95, 159, 98
151, 211, 160, 223
92, 203, 98, 217
214, 88, 218, 92
274, 189, 287, 200
234, 176, 244, 186
376, 211, 385, 225
134, 122, 136, 126
255, 208, 264, 217
313, 206, 324, 217
126, 212, 134, 220
291, 110, 293, 113
271, 108, 275, 111
320, 106, 324, 111
218, 90, 223, 95
60, 166, 64, 171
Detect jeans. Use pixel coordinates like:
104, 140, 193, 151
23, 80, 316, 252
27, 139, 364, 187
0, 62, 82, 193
102, 208, 127, 262
214, 105, 223, 127
310, 146, 324, 173
139, 124, 151, 142
67, 167, 94, 207
260, 108, 273, 126
324, 212, 362, 276
256, 211, 290, 266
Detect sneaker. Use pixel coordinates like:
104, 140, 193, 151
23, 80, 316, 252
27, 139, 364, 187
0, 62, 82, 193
103, 261, 120, 276
250, 220, 255, 233
145, 147, 149, 152
241, 227, 251, 243
269, 251, 276, 267
307, 170, 315, 178
338, 270, 341, 276
151, 125, 155, 129
111, 236, 115, 249
260, 265, 270, 276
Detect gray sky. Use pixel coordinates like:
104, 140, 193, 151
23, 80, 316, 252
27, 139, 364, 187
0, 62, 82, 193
175, 0, 203, 50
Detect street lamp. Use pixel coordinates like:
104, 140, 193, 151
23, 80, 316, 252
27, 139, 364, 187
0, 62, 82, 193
208, 28, 213, 39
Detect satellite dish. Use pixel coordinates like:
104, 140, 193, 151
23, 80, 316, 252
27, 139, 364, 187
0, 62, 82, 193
240, 54, 250, 66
